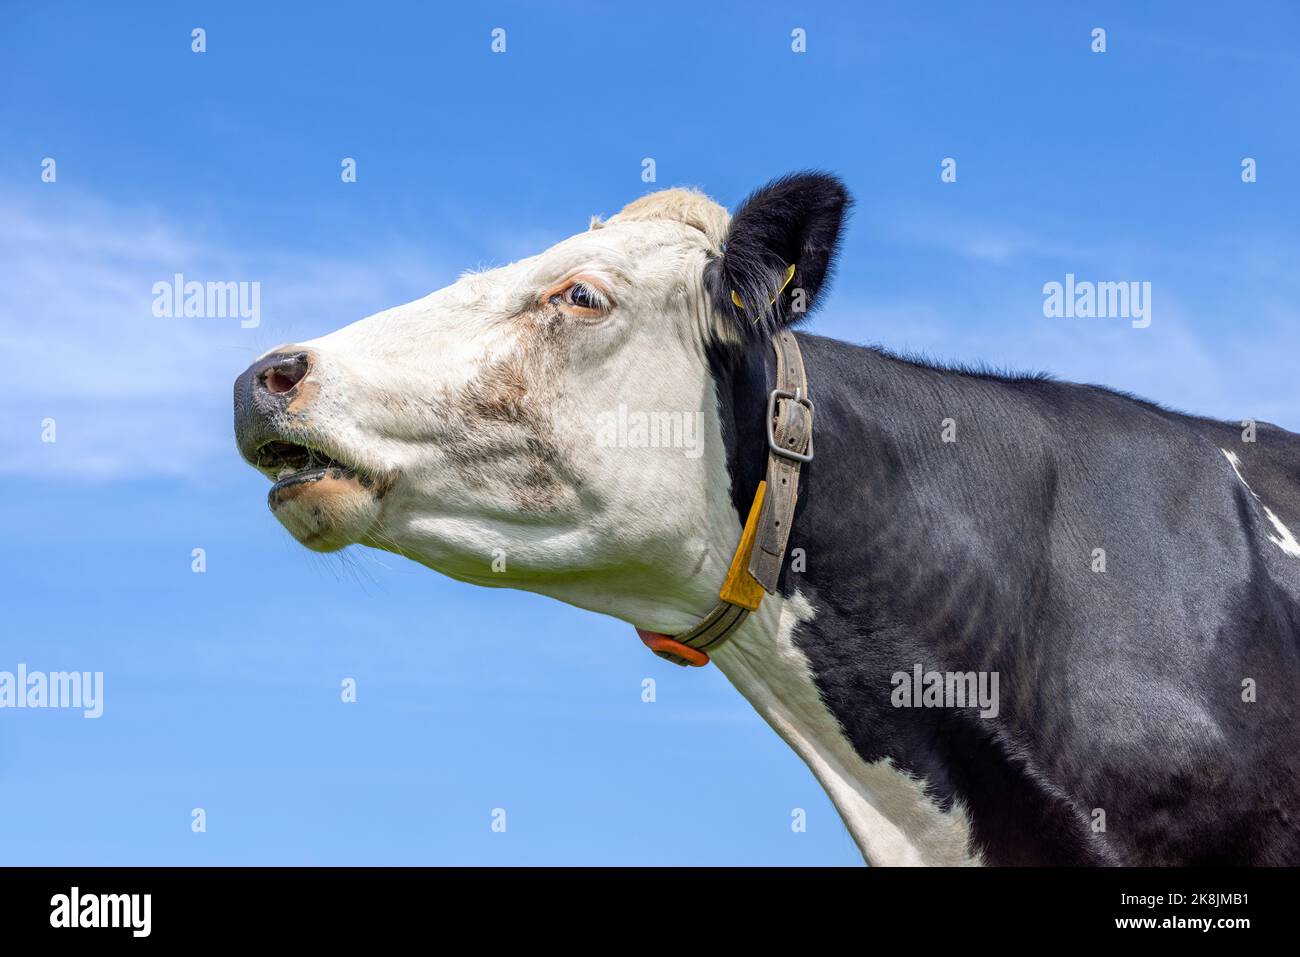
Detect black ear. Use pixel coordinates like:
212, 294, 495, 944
705, 171, 851, 340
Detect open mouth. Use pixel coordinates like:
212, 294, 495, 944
251, 438, 390, 551
255, 440, 375, 494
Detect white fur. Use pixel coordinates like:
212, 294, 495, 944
1221, 449, 1300, 557
273, 194, 741, 629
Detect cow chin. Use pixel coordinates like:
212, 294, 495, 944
267, 467, 384, 552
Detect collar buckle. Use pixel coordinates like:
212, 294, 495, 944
766, 387, 815, 463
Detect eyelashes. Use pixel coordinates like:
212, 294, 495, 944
546, 277, 612, 318
560, 281, 605, 311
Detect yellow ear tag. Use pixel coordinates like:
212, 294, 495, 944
775, 262, 798, 298
731, 263, 798, 320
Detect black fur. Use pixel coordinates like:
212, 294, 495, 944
704, 172, 851, 341
708, 333, 1300, 866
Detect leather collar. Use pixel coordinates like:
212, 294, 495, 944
636, 331, 813, 666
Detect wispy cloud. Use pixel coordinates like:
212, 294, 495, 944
0, 190, 452, 479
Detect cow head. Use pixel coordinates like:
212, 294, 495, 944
234, 173, 849, 632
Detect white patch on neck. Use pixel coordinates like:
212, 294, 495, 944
1220, 449, 1300, 557
711, 590, 981, 866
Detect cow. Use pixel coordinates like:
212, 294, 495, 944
233, 173, 1300, 865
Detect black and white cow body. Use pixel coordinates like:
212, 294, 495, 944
711, 333, 1300, 865
235, 172, 1300, 865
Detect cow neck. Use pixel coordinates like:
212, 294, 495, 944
636, 331, 813, 667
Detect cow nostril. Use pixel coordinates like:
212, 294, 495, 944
265, 370, 299, 394
260, 352, 311, 395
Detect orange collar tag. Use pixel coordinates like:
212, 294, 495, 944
636, 629, 710, 667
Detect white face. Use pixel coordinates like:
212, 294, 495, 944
234, 191, 741, 631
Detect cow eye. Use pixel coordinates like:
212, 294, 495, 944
551, 280, 609, 315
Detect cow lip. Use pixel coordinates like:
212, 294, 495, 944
252, 439, 394, 508
256, 440, 356, 487
269, 464, 340, 495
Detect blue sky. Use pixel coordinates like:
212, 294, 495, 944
1, 1, 1297, 864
